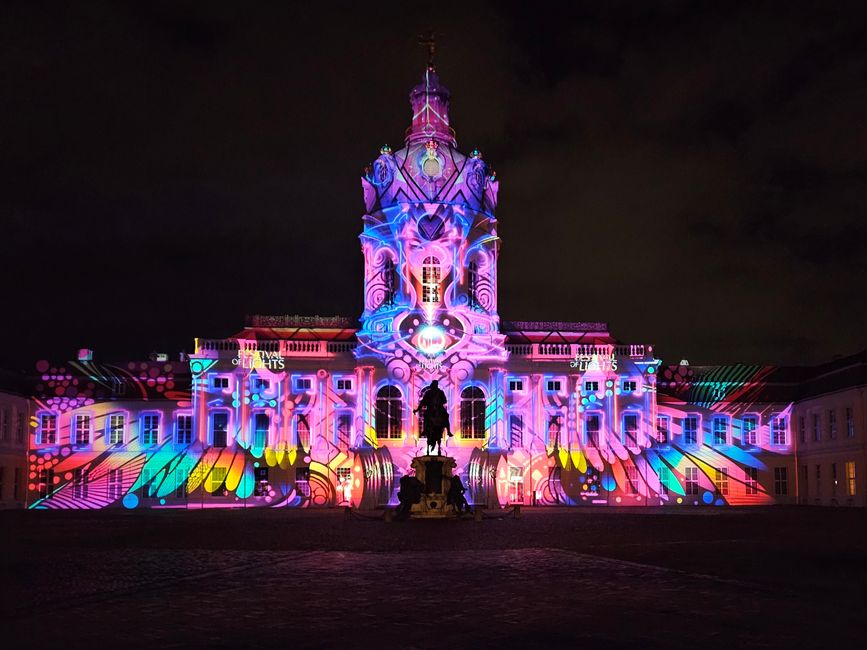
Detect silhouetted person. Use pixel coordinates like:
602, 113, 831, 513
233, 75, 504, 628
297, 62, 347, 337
395, 474, 424, 520
447, 474, 469, 514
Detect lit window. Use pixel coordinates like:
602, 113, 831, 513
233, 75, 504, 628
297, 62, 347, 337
712, 416, 728, 446
375, 386, 403, 439
771, 415, 787, 445
774, 467, 788, 495
546, 413, 562, 447
108, 414, 125, 445
209, 467, 228, 493
846, 461, 856, 496
584, 381, 599, 392
685, 466, 699, 495
745, 467, 758, 495
624, 463, 639, 495
623, 413, 639, 445
295, 377, 312, 391
658, 467, 670, 495
39, 413, 57, 445
509, 414, 523, 448
295, 467, 311, 497
715, 467, 729, 496
508, 379, 523, 392
212, 376, 229, 389
176, 414, 193, 445
73, 468, 89, 499
295, 414, 311, 449
253, 413, 269, 448
546, 380, 561, 392
622, 380, 637, 393
683, 416, 699, 445
212, 412, 229, 448
73, 414, 91, 446
743, 415, 758, 446
656, 415, 670, 445
461, 387, 486, 439
421, 256, 441, 303
107, 469, 123, 500
141, 413, 160, 446
585, 413, 601, 448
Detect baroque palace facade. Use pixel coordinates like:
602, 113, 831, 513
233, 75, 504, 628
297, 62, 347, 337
21, 64, 867, 509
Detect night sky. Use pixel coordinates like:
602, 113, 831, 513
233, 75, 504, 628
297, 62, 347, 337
2, 1, 866, 370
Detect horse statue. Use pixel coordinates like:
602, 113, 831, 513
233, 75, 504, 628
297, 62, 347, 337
414, 379, 452, 456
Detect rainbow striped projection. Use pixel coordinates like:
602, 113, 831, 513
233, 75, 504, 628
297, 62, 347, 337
26, 65, 795, 510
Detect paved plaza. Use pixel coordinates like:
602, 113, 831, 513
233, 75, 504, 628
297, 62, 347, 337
3, 507, 866, 648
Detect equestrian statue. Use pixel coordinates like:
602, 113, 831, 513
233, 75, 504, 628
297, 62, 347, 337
414, 379, 452, 456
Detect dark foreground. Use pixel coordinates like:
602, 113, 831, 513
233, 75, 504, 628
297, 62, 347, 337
3, 506, 866, 648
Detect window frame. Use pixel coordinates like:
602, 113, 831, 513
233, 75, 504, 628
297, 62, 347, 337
140, 411, 161, 447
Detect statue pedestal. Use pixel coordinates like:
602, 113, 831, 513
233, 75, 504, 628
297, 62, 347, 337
410, 455, 458, 518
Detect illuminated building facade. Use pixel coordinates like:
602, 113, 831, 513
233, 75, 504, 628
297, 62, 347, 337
23, 64, 865, 509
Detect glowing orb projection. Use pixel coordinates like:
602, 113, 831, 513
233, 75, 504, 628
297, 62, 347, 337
415, 325, 447, 356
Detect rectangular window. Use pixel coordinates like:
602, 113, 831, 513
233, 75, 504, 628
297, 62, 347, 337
108, 469, 123, 500
546, 380, 561, 392
584, 381, 599, 392
656, 415, 670, 446
72, 467, 89, 499
38, 468, 55, 499
658, 466, 670, 495
252, 376, 270, 390
175, 463, 189, 499
176, 414, 193, 445
336, 378, 353, 391
212, 412, 229, 448
815, 464, 822, 497
0, 467, 4, 500
141, 413, 160, 445
586, 413, 601, 448
799, 416, 806, 444
0, 408, 7, 440
15, 411, 23, 444
295, 467, 311, 497
685, 466, 699, 495
846, 462, 856, 497
743, 415, 758, 446
209, 466, 228, 493
774, 467, 788, 496
745, 467, 758, 495
715, 467, 729, 496
336, 413, 352, 449
73, 414, 91, 446
623, 413, 639, 445
828, 410, 837, 440
296, 414, 311, 449
683, 416, 698, 445
39, 413, 57, 445
295, 377, 312, 391
813, 414, 821, 442
624, 463, 639, 495
508, 379, 524, 392
712, 416, 728, 446
108, 414, 125, 445
831, 463, 838, 496
212, 376, 229, 389
622, 380, 637, 393
13, 467, 21, 501
846, 408, 855, 437
508, 466, 524, 504
253, 413, 269, 448
547, 414, 562, 447
772, 416, 787, 445
509, 414, 523, 448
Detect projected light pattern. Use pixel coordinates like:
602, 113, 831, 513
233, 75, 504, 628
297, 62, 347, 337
26, 66, 796, 510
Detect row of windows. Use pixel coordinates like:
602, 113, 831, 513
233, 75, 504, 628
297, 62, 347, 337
36, 412, 192, 447
507, 378, 642, 394
0, 406, 26, 444
799, 407, 857, 444
374, 385, 487, 439
802, 461, 858, 497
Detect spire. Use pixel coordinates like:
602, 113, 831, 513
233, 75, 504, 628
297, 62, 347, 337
406, 32, 456, 147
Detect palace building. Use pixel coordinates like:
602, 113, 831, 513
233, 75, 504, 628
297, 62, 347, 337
22, 62, 866, 510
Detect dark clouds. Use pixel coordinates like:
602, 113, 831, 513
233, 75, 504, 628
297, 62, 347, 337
1, 1, 865, 368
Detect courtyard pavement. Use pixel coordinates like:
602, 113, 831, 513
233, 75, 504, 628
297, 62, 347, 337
3, 506, 866, 648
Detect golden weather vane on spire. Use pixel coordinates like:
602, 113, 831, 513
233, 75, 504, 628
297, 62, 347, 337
418, 30, 440, 69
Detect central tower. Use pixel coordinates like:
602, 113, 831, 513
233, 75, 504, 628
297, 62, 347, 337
356, 58, 506, 388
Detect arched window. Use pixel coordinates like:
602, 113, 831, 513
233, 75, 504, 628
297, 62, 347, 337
460, 386, 486, 439
467, 260, 479, 309
421, 256, 440, 304
375, 385, 403, 439
383, 258, 396, 306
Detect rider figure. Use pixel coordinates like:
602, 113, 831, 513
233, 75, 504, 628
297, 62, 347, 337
414, 379, 453, 439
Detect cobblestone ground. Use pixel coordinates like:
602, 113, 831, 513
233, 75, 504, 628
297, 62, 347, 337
3, 507, 866, 648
